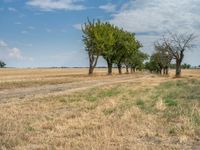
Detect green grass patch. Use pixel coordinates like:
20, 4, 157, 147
103, 108, 116, 115
56, 78, 200, 135
26, 126, 35, 132
164, 98, 178, 107
191, 110, 200, 126
58, 86, 122, 104
86, 86, 121, 102
136, 100, 145, 109
136, 78, 200, 135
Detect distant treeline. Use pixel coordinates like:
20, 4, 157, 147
169, 63, 191, 69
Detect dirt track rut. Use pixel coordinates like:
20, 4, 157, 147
0, 74, 167, 102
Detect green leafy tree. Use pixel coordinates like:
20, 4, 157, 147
82, 19, 143, 75
114, 31, 142, 74
122, 33, 142, 74
152, 43, 173, 75
149, 54, 162, 74
181, 63, 191, 69
0, 60, 6, 68
113, 29, 130, 74
145, 60, 160, 73
82, 19, 105, 75
129, 51, 148, 73
83, 20, 117, 75
100, 23, 117, 75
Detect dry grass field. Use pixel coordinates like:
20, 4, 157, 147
0, 68, 200, 150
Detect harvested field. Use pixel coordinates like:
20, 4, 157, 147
0, 68, 199, 150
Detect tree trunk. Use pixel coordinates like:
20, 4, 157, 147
158, 68, 162, 74
131, 67, 133, 73
88, 54, 99, 75
160, 69, 162, 74
131, 67, 136, 73
158, 64, 163, 75
175, 52, 184, 77
166, 67, 169, 75
163, 67, 169, 75
163, 68, 166, 75
176, 60, 181, 77
107, 60, 113, 75
125, 65, 129, 74
117, 64, 122, 74
88, 66, 94, 75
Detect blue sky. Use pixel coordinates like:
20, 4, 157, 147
0, 0, 200, 67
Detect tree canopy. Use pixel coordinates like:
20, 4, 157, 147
0, 60, 6, 68
82, 19, 145, 75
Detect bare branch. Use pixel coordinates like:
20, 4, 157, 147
157, 31, 196, 77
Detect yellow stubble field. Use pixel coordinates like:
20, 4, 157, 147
0, 68, 200, 150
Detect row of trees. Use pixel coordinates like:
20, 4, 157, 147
82, 20, 195, 77
82, 20, 148, 75
145, 43, 172, 75
170, 63, 191, 69
145, 32, 196, 77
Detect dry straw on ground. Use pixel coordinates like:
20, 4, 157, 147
0, 68, 200, 150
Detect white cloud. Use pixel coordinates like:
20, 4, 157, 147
111, 0, 200, 34
26, 0, 85, 11
0, 40, 33, 61
28, 26, 35, 30
18, 14, 26, 18
8, 48, 34, 61
109, 0, 200, 65
13, 41, 33, 47
73, 24, 82, 30
8, 7, 17, 12
9, 48, 23, 59
14, 22, 22, 25
46, 28, 52, 33
21, 30, 29, 34
99, 3, 116, 13
0, 40, 7, 47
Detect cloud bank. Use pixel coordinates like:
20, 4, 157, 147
26, 0, 85, 11
111, 0, 200, 34
109, 0, 200, 61
0, 40, 33, 61
99, 3, 116, 13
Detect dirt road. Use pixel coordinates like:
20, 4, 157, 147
0, 74, 168, 102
